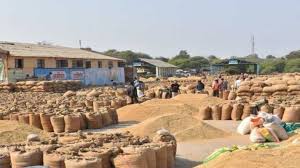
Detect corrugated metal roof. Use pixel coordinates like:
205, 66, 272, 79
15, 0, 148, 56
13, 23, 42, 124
140, 58, 177, 68
0, 42, 124, 61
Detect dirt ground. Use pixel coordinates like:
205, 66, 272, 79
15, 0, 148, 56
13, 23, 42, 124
0, 120, 47, 144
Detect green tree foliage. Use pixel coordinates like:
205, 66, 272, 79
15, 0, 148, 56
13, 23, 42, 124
260, 59, 286, 74
266, 55, 276, 59
286, 51, 300, 59
208, 55, 221, 64
102, 49, 152, 64
155, 57, 169, 62
284, 58, 300, 72
169, 50, 209, 69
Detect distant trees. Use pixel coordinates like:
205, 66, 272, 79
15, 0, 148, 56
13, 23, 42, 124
101, 48, 300, 73
102, 49, 152, 64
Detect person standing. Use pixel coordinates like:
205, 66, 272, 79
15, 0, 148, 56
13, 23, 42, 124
234, 77, 242, 91
196, 80, 205, 93
127, 82, 138, 104
212, 79, 220, 97
170, 81, 180, 97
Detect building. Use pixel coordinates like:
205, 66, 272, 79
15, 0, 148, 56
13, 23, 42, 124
133, 58, 177, 77
210, 57, 259, 75
0, 42, 125, 85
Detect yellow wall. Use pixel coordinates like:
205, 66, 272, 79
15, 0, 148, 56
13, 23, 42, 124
7, 56, 121, 76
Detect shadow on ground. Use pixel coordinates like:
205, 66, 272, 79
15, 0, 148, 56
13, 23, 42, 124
176, 156, 201, 168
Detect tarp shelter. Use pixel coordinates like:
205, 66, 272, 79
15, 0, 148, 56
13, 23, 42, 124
210, 57, 259, 75
133, 58, 177, 77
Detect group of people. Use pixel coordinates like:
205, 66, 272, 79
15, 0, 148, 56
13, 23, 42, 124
212, 76, 229, 97
127, 77, 145, 104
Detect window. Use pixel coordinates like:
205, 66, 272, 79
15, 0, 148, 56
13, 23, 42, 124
85, 61, 91, 68
118, 61, 125, 67
98, 61, 102, 68
15, 59, 24, 69
108, 61, 113, 68
72, 60, 84, 68
36, 59, 45, 68
56, 60, 68, 68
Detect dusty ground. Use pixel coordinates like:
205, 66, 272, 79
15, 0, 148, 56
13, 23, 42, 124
0, 120, 47, 144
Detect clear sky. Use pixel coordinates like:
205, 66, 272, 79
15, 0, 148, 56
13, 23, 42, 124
0, 0, 299, 58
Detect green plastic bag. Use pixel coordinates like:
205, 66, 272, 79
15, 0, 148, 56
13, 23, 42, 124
203, 147, 231, 163
281, 122, 300, 133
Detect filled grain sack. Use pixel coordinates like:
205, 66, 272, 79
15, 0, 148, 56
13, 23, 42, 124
237, 116, 252, 135
237, 86, 250, 93
231, 104, 244, 121
250, 127, 265, 143
228, 91, 237, 100
287, 85, 300, 92
50, 115, 65, 133
260, 104, 273, 114
211, 105, 222, 120
43, 152, 65, 168
273, 106, 285, 119
282, 106, 300, 122
10, 149, 43, 168
113, 153, 147, 168
199, 106, 212, 120
221, 104, 233, 120
40, 113, 54, 132
64, 115, 81, 132
264, 123, 288, 140
29, 113, 42, 129
242, 104, 253, 119
0, 153, 10, 168
85, 113, 103, 129
65, 157, 102, 168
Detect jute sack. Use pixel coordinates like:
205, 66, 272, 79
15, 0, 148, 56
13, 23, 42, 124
260, 104, 273, 114
242, 104, 253, 119
79, 149, 112, 168
85, 113, 103, 129
10, 149, 43, 168
0, 153, 10, 168
64, 114, 81, 132
65, 157, 102, 168
18, 114, 30, 124
273, 106, 285, 119
231, 104, 244, 121
211, 105, 222, 120
166, 144, 175, 168
43, 152, 65, 168
282, 106, 300, 122
50, 115, 65, 133
199, 106, 212, 120
40, 113, 54, 132
221, 104, 233, 120
29, 113, 42, 129
228, 91, 237, 100
154, 145, 167, 168
102, 112, 113, 126
113, 153, 147, 168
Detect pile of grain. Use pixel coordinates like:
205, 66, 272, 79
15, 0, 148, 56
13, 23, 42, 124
197, 134, 300, 168
0, 120, 47, 144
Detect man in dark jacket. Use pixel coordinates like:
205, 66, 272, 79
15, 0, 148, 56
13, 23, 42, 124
127, 82, 138, 103
196, 80, 205, 93
170, 81, 180, 97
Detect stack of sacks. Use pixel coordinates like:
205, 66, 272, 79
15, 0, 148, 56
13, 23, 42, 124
237, 112, 289, 143
0, 82, 14, 91
237, 81, 252, 98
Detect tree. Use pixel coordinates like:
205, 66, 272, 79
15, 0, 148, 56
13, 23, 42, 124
172, 50, 190, 60
189, 56, 209, 68
102, 49, 152, 64
208, 55, 221, 64
155, 57, 169, 62
266, 55, 276, 59
260, 59, 286, 74
284, 58, 300, 72
286, 51, 300, 59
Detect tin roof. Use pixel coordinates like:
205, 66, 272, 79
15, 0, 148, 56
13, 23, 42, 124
140, 58, 177, 68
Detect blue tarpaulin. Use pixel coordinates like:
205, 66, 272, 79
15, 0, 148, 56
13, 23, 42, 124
34, 68, 125, 85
